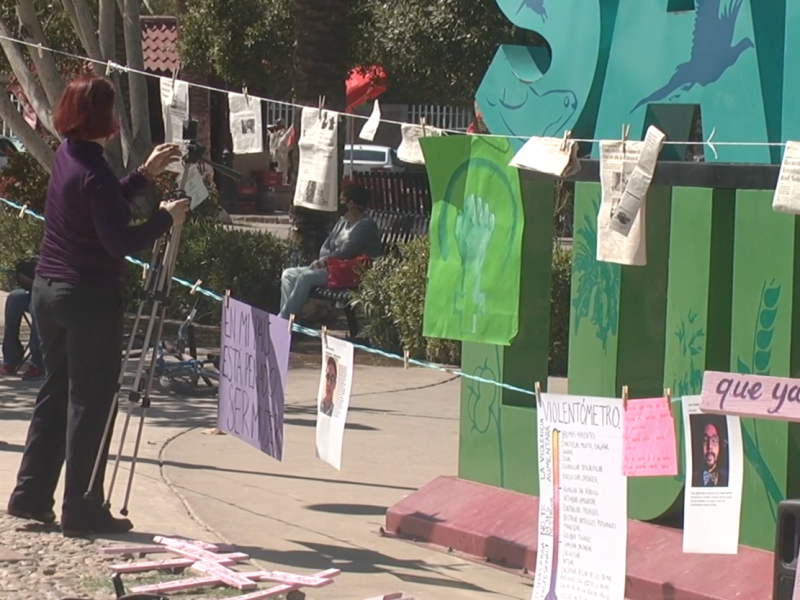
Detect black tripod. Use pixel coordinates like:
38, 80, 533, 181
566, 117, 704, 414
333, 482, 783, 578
85, 132, 240, 516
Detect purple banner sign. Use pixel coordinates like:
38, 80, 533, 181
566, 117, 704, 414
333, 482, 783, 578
700, 370, 800, 421
218, 297, 291, 460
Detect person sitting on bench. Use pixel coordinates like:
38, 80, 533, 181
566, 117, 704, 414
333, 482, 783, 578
279, 184, 382, 320
2, 257, 44, 380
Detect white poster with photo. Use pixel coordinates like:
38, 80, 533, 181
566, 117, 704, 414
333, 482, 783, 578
533, 394, 627, 600
681, 395, 743, 554
160, 77, 189, 144
228, 92, 263, 154
293, 107, 339, 212
315, 336, 354, 470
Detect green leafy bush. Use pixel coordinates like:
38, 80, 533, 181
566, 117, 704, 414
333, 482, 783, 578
0, 143, 54, 215
0, 206, 44, 282
352, 237, 461, 365
354, 236, 573, 373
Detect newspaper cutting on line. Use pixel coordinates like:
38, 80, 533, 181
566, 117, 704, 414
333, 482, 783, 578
293, 107, 339, 212
160, 77, 189, 145
608, 126, 666, 236
358, 100, 381, 142
509, 134, 582, 178
180, 164, 210, 210
597, 138, 647, 266
773, 141, 800, 215
228, 92, 263, 154
397, 123, 444, 164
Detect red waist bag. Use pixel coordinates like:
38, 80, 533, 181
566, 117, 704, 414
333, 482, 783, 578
326, 254, 372, 289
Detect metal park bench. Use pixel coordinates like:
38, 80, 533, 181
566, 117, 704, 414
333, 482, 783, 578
308, 171, 433, 338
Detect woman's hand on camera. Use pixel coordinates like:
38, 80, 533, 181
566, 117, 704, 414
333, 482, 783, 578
144, 143, 182, 177
160, 198, 190, 225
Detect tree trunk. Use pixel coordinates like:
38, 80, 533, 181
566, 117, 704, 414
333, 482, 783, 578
122, 0, 151, 168
16, 0, 65, 107
0, 92, 54, 171
291, 0, 349, 262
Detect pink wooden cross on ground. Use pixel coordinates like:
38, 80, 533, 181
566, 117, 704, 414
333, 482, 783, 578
360, 594, 415, 600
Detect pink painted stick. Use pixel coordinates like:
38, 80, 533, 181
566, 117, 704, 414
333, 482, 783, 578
254, 571, 335, 587
360, 594, 405, 600
129, 570, 273, 594
102, 539, 232, 555
191, 560, 258, 590
111, 552, 249, 573
229, 569, 342, 600
153, 537, 250, 564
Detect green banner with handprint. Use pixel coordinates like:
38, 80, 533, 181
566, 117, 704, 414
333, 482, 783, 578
420, 136, 524, 345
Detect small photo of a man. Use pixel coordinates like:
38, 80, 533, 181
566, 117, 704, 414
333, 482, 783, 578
319, 356, 338, 417
690, 414, 729, 488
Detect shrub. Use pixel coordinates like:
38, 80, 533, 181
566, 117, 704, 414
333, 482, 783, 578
0, 144, 54, 215
354, 236, 573, 374
352, 237, 461, 365
0, 206, 44, 283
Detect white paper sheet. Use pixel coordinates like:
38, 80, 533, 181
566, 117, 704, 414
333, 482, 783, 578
681, 395, 743, 554
598, 140, 647, 266
358, 100, 381, 142
773, 141, 800, 214
178, 164, 209, 210
315, 336, 354, 470
509, 135, 581, 178
532, 393, 627, 600
159, 77, 189, 144
228, 92, 263, 154
293, 108, 338, 212
608, 126, 666, 236
397, 123, 443, 164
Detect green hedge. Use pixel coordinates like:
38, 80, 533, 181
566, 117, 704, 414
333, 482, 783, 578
352, 237, 572, 374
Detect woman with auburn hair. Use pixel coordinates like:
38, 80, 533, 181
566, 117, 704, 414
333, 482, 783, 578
6, 76, 190, 536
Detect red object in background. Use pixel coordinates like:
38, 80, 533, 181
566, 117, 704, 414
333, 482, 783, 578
263, 171, 283, 187
346, 66, 387, 113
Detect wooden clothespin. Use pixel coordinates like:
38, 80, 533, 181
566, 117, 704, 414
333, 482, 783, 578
242, 87, 249, 107
403, 350, 410, 370
189, 279, 202, 295
560, 130, 572, 152
622, 385, 629, 410
318, 95, 326, 118
36, 43, 44, 59
534, 381, 542, 405
321, 325, 328, 345
17, 203, 28, 218
105, 60, 121, 76
224, 289, 231, 308
287, 313, 296, 333
420, 117, 427, 136
664, 387, 672, 411
171, 62, 181, 90
621, 124, 630, 157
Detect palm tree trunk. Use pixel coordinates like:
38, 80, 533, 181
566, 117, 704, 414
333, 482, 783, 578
291, 0, 349, 262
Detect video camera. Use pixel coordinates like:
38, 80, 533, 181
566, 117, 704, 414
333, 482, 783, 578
177, 119, 241, 181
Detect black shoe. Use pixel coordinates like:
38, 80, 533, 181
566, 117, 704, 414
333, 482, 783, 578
6, 506, 57, 524
62, 510, 133, 538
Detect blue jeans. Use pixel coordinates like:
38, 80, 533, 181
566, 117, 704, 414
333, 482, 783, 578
3, 288, 43, 369
278, 266, 329, 319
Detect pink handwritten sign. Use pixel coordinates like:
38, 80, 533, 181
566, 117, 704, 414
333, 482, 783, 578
622, 397, 678, 477
701, 370, 800, 421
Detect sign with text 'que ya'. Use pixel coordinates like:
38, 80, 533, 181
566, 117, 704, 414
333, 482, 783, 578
218, 297, 291, 460
700, 370, 800, 422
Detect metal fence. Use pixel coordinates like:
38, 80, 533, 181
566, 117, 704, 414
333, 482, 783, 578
407, 105, 471, 131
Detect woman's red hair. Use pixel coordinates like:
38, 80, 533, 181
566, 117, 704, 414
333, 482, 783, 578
54, 76, 119, 140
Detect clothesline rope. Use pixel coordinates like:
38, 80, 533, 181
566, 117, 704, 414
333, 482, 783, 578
0, 31, 792, 150
0, 195, 546, 397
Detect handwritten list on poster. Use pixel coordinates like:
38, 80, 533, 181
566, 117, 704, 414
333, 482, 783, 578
533, 395, 627, 600
623, 398, 678, 477
218, 297, 292, 461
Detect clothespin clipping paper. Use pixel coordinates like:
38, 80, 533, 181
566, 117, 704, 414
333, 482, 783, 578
509, 130, 581, 178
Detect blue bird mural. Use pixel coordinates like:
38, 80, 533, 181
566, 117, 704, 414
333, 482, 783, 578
517, 0, 547, 21
631, 0, 754, 113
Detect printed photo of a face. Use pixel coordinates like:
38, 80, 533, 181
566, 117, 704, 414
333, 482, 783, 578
319, 356, 338, 417
690, 414, 729, 488
241, 118, 256, 135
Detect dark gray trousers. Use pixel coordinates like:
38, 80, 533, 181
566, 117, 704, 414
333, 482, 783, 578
8, 275, 124, 525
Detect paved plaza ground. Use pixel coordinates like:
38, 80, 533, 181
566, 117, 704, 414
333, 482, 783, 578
0, 289, 546, 600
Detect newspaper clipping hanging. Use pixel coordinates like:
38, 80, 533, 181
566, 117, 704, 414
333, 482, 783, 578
228, 92, 263, 154
315, 335, 354, 470
608, 126, 666, 237
397, 123, 443, 164
533, 393, 627, 600
293, 107, 339, 212
509, 134, 581, 178
358, 100, 381, 142
159, 77, 189, 144
597, 139, 647, 266
773, 141, 800, 215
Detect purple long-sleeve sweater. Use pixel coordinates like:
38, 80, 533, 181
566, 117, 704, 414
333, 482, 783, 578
36, 139, 173, 287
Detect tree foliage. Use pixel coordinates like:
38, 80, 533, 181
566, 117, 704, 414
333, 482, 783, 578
178, 0, 514, 106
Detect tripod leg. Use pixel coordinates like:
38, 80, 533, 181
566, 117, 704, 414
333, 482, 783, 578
84, 297, 148, 502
